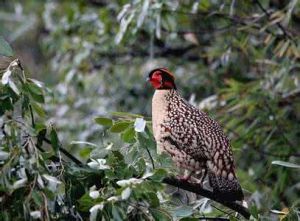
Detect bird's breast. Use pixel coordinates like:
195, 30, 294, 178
152, 90, 172, 153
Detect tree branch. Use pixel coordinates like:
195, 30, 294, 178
162, 177, 250, 219
42, 136, 83, 166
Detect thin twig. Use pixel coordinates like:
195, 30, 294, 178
34, 128, 83, 166
29, 104, 35, 128
144, 145, 155, 169
41, 192, 50, 221
42, 137, 83, 166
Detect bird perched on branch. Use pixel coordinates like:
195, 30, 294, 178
147, 68, 244, 201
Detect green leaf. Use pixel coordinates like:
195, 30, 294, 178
110, 121, 131, 133
150, 208, 172, 221
78, 193, 99, 211
0, 97, 13, 115
0, 36, 14, 57
111, 111, 143, 118
271, 161, 300, 169
199, 0, 211, 10
112, 206, 123, 221
137, 131, 156, 150
90, 146, 111, 159
21, 94, 30, 113
24, 82, 45, 103
146, 192, 159, 207
31, 102, 46, 118
8, 80, 20, 95
151, 169, 167, 182
79, 147, 93, 159
121, 126, 135, 143
32, 191, 43, 206
27, 82, 43, 95
40, 151, 55, 160
249, 204, 259, 219
43, 188, 55, 200
34, 123, 47, 133
94, 117, 113, 126
50, 127, 59, 152
172, 206, 193, 218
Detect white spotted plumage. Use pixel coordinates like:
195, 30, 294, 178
150, 69, 244, 201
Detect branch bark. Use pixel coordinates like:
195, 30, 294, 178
162, 177, 250, 219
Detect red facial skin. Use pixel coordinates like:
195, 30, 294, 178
148, 71, 176, 89
149, 72, 163, 89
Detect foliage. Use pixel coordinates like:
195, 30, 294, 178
0, 0, 300, 220
0, 53, 209, 220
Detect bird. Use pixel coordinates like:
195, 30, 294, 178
147, 67, 244, 201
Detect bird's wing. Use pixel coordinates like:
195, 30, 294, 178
167, 101, 244, 201
194, 117, 244, 201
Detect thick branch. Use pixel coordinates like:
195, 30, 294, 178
162, 177, 250, 219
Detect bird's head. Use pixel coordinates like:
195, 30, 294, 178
147, 68, 176, 90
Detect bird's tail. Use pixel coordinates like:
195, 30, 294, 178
208, 172, 244, 201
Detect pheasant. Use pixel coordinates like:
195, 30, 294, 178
147, 68, 244, 201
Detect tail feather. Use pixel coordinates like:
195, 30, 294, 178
209, 172, 244, 201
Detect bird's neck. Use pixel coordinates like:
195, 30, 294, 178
152, 89, 177, 143
153, 89, 177, 103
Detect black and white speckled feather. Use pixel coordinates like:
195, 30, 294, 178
150, 69, 244, 201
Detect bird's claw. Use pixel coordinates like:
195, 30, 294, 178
176, 175, 191, 182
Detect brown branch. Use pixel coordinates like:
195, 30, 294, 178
162, 177, 250, 219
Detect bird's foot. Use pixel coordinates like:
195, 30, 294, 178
176, 175, 191, 182
176, 170, 193, 182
